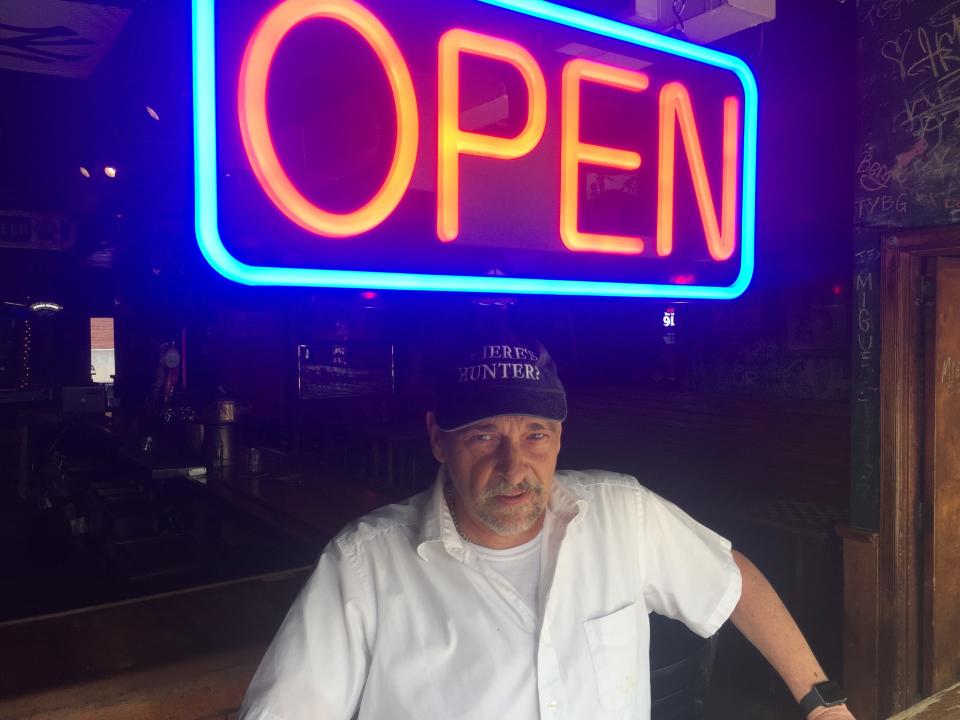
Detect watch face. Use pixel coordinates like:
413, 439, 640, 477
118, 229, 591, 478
817, 680, 846, 705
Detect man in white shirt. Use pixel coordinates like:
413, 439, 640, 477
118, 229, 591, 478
240, 334, 855, 720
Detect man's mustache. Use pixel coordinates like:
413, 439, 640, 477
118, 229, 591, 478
481, 479, 543, 500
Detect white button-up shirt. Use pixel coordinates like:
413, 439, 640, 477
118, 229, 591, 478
240, 470, 742, 720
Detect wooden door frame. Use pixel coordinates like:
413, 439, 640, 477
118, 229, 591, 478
876, 228, 960, 714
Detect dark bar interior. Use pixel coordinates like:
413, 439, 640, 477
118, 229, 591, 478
1, 0, 959, 718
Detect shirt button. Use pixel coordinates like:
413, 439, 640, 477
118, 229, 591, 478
548, 700, 558, 711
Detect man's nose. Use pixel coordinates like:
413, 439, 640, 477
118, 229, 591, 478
497, 438, 526, 484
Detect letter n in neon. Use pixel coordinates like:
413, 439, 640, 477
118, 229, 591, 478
657, 82, 739, 261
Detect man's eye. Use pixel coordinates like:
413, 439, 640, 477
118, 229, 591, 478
528, 433, 547, 441
471, 433, 495, 442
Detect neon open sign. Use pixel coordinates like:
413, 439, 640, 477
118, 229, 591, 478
192, 0, 757, 298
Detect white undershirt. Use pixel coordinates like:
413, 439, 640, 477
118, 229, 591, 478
468, 531, 543, 613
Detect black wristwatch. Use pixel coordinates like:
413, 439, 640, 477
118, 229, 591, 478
799, 680, 846, 716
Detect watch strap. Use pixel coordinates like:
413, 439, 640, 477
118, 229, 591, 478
799, 683, 846, 717
799, 688, 825, 716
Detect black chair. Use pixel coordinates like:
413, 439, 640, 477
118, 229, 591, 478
650, 612, 718, 720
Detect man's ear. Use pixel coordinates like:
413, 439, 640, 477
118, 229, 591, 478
425, 411, 445, 463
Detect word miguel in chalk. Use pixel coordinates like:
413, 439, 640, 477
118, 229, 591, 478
236, 0, 741, 259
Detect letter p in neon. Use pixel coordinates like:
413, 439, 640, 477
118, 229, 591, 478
437, 28, 547, 242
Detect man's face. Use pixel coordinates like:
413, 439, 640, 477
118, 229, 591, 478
427, 413, 562, 549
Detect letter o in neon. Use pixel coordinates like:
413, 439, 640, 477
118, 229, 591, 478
238, 0, 419, 237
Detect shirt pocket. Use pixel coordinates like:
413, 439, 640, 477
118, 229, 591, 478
584, 603, 640, 714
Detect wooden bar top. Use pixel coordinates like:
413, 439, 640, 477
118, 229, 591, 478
202, 456, 398, 545
0, 570, 305, 704
0, 646, 260, 720
887, 683, 960, 720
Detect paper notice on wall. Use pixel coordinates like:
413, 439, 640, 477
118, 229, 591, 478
0, 1, 131, 79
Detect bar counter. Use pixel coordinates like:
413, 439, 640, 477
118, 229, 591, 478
202, 458, 397, 546
0, 417, 404, 719
0, 571, 304, 719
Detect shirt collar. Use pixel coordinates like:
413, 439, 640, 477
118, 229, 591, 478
547, 473, 589, 526
416, 466, 466, 560
416, 467, 589, 560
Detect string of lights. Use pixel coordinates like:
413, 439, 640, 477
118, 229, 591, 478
19, 320, 32, 390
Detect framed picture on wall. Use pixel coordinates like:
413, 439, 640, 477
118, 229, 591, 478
297, 343, 395, 399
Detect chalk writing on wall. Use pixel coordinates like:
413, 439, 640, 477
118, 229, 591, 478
942, 355, 960, 395
687, 338, 848, 400
849, 231, 882, 530
856, 0, 960, 227
855, 253, 877, 371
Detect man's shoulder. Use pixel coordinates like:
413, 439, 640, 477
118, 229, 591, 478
332, 487, 431, 554
557, 469, 674, 519
558, 470, 675, 513
557, 468, 642, 495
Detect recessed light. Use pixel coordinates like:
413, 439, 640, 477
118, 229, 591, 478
104, 166, 117, 178
79, 166, 91, 178
146, 105, 160, 121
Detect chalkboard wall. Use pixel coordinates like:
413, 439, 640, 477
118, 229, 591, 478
856, 0, 960, 227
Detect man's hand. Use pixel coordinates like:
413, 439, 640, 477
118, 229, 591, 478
808, 704, 855, 720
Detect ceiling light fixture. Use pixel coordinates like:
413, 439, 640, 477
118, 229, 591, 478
29, 301, 64, 317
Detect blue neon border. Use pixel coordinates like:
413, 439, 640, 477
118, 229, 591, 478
192, 0, 757, 298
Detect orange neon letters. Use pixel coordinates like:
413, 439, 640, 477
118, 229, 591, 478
238, 0, 419, 237
237, 3, 741, 262
437, 28, 547, 242
657, 82, 739, 260
560, 58, 649, 254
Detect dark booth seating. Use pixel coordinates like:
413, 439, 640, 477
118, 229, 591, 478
650, 612, 718, 720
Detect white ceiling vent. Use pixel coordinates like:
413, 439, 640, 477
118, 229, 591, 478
631, 0, 775, 44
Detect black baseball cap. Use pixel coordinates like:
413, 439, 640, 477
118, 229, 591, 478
433, 335, 567, 431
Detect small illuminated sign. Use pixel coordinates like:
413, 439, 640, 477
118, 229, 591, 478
192, 0, 757, 298
662, 307, 675, 327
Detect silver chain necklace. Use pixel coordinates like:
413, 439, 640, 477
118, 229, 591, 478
444, 482, 471, 543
